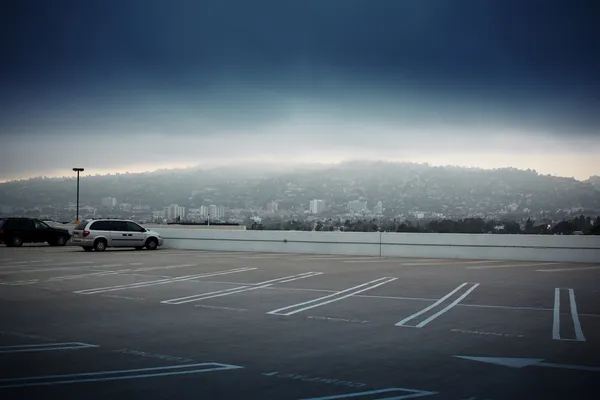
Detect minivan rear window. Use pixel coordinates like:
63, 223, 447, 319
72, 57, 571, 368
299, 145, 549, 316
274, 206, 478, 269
90, 221, 111, 231
75, 221, 89, 230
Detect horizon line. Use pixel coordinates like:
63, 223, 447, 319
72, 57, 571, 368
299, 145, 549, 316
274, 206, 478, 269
0, 160, 596, 184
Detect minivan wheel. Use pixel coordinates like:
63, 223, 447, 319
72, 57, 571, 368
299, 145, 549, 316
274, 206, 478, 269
145, 238, 158, 250
94, 239, 107, 252
56, 236, 67, 246
11, 236, 23, 247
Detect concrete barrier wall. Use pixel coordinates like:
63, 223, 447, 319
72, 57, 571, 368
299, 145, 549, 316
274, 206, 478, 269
155, 229, 381, 256
154, 228, 600, 263
381, 233, 600, 263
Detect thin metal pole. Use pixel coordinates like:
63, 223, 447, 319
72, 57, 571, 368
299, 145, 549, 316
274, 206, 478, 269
76, 171, 80, 222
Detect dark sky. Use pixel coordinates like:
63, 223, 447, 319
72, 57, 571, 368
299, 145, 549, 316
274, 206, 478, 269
1, 0, 599, 180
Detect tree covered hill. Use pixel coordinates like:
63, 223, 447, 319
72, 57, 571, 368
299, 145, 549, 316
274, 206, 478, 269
0, 162, 598, 217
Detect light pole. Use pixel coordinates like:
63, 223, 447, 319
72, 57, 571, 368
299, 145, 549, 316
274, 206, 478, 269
73, 168, 84, 223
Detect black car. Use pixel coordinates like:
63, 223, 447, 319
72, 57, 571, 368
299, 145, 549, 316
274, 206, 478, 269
0, 217, 72, 247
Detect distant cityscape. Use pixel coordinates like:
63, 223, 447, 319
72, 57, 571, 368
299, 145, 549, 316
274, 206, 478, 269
1, 162, 599, 234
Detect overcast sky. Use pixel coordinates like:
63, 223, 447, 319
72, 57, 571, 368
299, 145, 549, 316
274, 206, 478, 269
1, 0, 599, 181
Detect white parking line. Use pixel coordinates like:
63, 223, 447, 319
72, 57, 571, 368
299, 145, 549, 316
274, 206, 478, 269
74, 267, 256, 295
0, 263, 125, 276
46, 270, 124, 281
0, 342, 98, 354
1, 279, 40, 286
553, 288, 586, 342
394, 261, 468, 266
299, 387, 437, 400
133, 264, 204, 272
294, 257, 374, 261
267, 277, 397, 316
537, 266, 600, 272
253, 272, 321, 286
162, 272, 322, 304
0, 260, 54, 269
396, 283, 480, 328
467, 262, 558, 270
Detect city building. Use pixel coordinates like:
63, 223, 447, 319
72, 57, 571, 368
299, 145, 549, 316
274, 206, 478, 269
199, 205, 209, 218
267, 201, 278, 213
309, 199, 325, 214
373, 201, 383, 215
152, 210, 165, 219
164, 204, 186, 221
208, 205, 225, 220
101, 197, 118, 208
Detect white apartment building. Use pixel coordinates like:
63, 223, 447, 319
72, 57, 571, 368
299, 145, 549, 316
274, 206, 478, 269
101, 197, 118, 208
208, 205, 225, 220
164, 204, 186, 221
267, 201, 279, 213
309, 199, 325, 214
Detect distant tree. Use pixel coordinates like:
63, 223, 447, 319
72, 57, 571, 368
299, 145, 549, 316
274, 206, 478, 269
525, 218, 534, 233
502, 220, 522, 234
575, 215, 586, 231
553, 220, 574, 235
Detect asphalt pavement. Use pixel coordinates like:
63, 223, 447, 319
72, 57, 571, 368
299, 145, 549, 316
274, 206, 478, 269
0, 246, 599, 399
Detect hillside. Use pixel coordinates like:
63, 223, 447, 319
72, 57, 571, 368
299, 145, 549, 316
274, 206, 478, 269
0, 162, 598, 220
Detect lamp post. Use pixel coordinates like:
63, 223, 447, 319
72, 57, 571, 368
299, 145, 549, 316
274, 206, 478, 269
72, 168, 84, 223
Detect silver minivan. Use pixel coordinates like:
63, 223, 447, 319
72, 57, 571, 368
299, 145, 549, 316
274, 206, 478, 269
72, 219, 163, 252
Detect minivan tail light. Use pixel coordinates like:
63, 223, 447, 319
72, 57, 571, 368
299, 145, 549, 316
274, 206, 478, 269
83, 230, 90, 237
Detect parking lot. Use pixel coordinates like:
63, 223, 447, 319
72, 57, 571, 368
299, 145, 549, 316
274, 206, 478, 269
0, 246, 599, 399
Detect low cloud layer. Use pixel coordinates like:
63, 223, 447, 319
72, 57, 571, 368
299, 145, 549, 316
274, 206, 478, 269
1, 1, 598, 181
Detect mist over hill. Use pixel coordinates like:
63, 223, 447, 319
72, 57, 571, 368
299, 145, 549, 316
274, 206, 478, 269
1, 161, 598, 223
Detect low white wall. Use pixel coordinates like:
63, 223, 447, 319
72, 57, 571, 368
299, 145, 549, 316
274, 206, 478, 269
155, 229, 600, 263
155, 229, 381, 256
381, 233, 600, 263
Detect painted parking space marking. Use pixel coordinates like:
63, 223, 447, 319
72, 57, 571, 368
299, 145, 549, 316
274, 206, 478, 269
0, 362, 244, 389
307, 316, 370, 324
299, 387, 437, 399
451, 328, 527, 338
552, 288, 586, 342
113, 348, 194, 363
0, 260, 54, 269
0, 263, 125, 275
396, 283, 479, 328
455, 355, 600, 372
74, 267, 256, 294
537, 266, 600, 272
162, 272, 322, 304
0, 342, 98, 354
267, 277, 397, 316
1, 266, 126, 285
0, 330, 57, 341
132, 263, 214, 272
195, 304, 249, 312
467, 262, 558, 270
298, 257, 375, 261
342, 260, 401, 264
1, 279, 40, 286
394, 261, 472, 266
262, 371, 367, 388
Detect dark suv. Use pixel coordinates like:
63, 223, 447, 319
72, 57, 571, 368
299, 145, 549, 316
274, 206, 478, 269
0, 217, 72, 247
